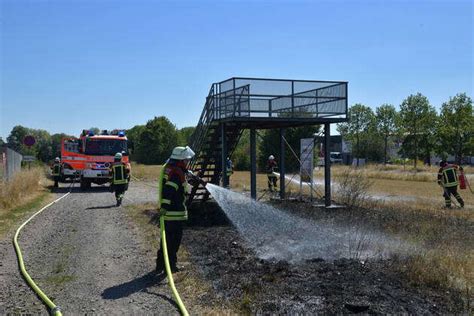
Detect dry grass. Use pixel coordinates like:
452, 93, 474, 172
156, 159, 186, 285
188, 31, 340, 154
315, 164, 473, 183
0, 167, 45, 210
130, 163, 163, 181
0, 166, 53, 237
334, 168, 373, 209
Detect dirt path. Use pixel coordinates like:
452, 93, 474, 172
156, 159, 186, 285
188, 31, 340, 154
0, 182, 178, 315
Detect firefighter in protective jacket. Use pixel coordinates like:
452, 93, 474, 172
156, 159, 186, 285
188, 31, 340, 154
109, 152, 130, 206
438, 160, 464, 208
51, 157, 62, 188
156, 146, 195, 275
266, 155, 278, 192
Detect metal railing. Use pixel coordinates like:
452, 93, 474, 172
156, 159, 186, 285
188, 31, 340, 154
213, 77, 348, 120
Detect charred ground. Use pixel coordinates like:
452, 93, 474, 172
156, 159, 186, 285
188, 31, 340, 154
182, 200, 469, 314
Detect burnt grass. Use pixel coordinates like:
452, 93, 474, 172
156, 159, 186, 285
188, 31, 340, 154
184, 200, 466, 314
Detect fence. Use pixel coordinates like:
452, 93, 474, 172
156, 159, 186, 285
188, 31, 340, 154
213, 77, 348, 120
1, 147, 23, 181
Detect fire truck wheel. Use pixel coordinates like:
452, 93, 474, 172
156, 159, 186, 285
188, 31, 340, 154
80, 178, 91, 190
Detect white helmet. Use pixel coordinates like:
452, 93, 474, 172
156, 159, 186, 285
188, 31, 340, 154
115, 152, 123, 160
268, 155, 275, 160
54, 157, 60, 162
170, 146, 195, 160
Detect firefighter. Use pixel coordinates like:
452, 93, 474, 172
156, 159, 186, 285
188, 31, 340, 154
438, 160, 464, 208
51, 157, 62, 188
109, 152, 130, 206
226, 157, 233, 187
155, 146, 195, 275
266, 155, 278, 192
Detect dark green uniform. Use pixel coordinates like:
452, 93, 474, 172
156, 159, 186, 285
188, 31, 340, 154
156, 160, 188, 273
438, 164, 464, 208
266, 159, 278, 192
110, 162, 129, 206
51, 162, 61, 188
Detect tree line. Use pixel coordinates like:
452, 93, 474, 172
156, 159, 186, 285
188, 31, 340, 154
3, 92, 471, 169
2, 119, 195, 165
337, 92, 473, 167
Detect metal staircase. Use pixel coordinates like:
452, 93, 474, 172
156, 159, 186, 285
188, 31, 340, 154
186, 77, 348, 204
188, 84, 244, 202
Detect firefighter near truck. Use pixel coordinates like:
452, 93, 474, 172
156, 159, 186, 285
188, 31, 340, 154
60, 130, 130, 189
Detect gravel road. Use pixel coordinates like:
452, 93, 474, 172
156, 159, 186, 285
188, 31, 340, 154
0, 181, 179, 315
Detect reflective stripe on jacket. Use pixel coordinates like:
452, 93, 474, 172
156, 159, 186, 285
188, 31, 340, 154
440, 166, 458, 187
158, 162, 188, 221
52, 163, 61, 176
266, 160, 278, 177
112, 163, 128, 185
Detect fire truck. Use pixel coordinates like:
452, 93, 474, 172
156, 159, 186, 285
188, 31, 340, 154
61, 129, 130, 189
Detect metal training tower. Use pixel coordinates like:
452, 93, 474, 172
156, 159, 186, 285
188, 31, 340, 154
188, 77, 348, 206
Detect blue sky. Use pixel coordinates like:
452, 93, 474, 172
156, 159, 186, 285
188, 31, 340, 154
1, 0, 472, 139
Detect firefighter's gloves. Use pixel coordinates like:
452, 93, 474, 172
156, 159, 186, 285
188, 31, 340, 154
186, 170, 206, 187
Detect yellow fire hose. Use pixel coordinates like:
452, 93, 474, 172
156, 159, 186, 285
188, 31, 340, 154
13, 192, 71, 316
159, 216, 189, 316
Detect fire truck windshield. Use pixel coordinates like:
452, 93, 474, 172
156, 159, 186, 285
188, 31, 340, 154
85, 139, 128, 156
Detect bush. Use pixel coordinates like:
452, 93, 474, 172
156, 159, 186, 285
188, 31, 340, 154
335, 168, 373, 209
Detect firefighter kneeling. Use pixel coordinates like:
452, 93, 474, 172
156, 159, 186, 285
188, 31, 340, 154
155, 146, 195, 276
438, 160, 464, 209
109, 152, 130, 206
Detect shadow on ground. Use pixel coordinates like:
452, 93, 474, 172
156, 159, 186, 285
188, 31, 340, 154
101, 271, 178, 309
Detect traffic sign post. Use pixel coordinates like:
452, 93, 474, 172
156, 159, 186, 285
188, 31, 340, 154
22, 136, 36, 169
23, 135, 36, 147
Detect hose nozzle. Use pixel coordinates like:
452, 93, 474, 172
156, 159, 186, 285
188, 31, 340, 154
186, 170, 207, 187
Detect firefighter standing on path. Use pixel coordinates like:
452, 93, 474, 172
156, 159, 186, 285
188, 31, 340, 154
438, 160, 464, 208
266, 155, 278, 192
109, 152, 130, 206
51, 157, 62, 188
155, 146, 195, 275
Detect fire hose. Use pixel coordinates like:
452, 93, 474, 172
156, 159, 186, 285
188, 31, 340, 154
159, 216, 189, 316
13, 178, 76, 315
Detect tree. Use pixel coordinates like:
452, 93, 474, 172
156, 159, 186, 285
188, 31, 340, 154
376, 104, 399, 164
399, 93, 437, 168
177, 127, 196, 146
133, 116, 178, 164
258, 125, 320, 172
33, 129, 52, 162
337, 104, 376, 166
7, 125, 29, 151
232, 130, 251, 170
6, 126, 55, 162
126, 124, 146, 160
436, 93, 473, 163
0, 137, 5, 147
88, 127, 100, 135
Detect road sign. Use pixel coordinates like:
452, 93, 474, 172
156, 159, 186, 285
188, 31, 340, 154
23, 135, 36, 147
300, 138, 314, 182
22, 155, 36, 162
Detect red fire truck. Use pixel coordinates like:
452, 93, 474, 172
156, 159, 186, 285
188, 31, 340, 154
61, 129, 130, 189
